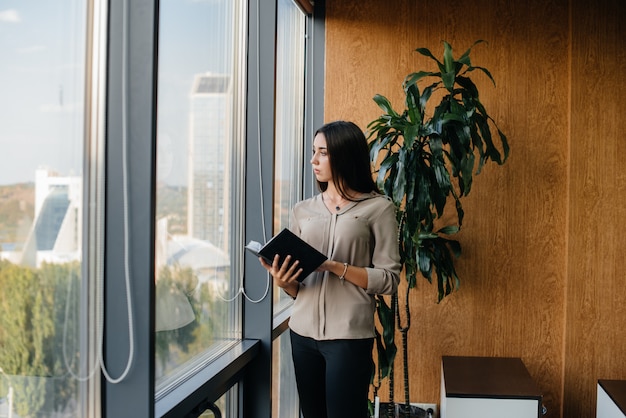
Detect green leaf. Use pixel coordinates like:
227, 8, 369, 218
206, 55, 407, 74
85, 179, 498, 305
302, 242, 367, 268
442, 71, 455, 92
434, 162, 451, 191
420, 81, 438, 109
447, 238, 462, 258
416, 172, 432, 216
437, 225, 460, 235
459, 152, 476, 195
376, 153, 398, 189
404, 71, 437, 87
443, 41, 455, 73
393, 149, 407, 204
440, 110, 465, 124
456, 75, 479, 98
405, 83, 423, 127
441, 41, 458, 91
368, 137, 385, 159
498, 127, 510, 161
375, 295, 397, 379
374, 329, 391, 379
474, 112, 502, 166
405, 154, 417, 205
467, 65, 496, 86
377, 295, 395, 345
457, 39, 486, 66
373, 94, 399, 117
417, 246, 432, 280
415, 47, 443, 69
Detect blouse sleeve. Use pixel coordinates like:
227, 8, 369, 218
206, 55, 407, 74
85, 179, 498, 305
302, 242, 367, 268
365, 198, 401, 295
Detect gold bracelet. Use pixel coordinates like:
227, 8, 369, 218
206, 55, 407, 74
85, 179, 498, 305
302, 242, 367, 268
339, 262, 348, 284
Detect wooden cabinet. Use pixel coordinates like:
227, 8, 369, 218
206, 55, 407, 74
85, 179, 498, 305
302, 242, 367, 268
441, 356, 543, 418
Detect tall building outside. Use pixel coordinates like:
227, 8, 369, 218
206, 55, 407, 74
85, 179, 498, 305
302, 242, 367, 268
187, 73, 232, 254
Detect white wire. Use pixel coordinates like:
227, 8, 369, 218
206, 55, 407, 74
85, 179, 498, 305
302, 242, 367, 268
256, 0, 267, 245
241, 0, 273, 303
224, 0, 270, 305
240, 0, 271, 304
61, 0, 135, 384
97, 0, 135, 384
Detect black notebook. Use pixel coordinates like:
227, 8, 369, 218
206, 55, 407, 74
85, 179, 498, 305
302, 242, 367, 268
245, 228, 327, 282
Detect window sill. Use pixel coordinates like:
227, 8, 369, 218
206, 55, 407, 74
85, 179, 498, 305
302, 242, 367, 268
155, 339, 261, 418
272, 304, 293, 340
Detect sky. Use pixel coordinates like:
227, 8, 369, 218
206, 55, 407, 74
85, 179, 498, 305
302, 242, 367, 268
0, 0, 230, 186
0, 0, 86, 185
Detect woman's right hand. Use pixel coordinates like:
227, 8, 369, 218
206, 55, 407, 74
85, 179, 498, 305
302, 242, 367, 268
259, 254, 303, 290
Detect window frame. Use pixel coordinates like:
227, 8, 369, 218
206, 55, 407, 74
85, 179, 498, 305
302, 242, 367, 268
102, 0, 158, 416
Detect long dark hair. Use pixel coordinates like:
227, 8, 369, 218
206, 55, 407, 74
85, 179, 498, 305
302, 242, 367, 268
314, 120, 379, 199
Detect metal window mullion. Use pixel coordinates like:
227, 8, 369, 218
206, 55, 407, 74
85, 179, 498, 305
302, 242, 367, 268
103, 0, 158, 417
241, 0, 277, 417
83, 0, 109, 416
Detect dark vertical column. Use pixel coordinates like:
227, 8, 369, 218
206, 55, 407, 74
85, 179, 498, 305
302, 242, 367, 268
241, 0, 276, 417
104, 0, 158, 416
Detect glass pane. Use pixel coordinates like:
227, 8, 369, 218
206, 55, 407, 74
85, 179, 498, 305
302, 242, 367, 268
273, 0, 306, 313
155, 0, 245, 393
272, 332, 298, 418
0, 1, 91, 417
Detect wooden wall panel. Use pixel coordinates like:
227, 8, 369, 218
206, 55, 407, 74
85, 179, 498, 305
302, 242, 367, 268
565, 0, 626, 416
322, 0, 622, 416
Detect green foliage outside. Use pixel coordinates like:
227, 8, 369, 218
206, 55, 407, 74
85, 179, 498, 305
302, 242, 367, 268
0, 258, 230, 416
0, 260, 80, 417
0, 183, 34, 250
155, 263, 231, 380
0, 180, 227, 414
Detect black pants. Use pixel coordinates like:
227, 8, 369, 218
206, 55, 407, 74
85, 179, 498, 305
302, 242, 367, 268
290, 330, 373, 418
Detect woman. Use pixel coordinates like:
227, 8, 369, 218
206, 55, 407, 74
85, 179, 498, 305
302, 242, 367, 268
259, 120, 401, 418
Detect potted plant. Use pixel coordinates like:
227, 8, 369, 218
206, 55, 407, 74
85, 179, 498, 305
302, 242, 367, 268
367, 40, 510, 417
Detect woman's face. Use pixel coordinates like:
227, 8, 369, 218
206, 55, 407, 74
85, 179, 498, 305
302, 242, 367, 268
311, 133, 332, 183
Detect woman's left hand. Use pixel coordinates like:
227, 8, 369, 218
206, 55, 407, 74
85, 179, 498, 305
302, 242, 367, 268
260, 254, 303, 290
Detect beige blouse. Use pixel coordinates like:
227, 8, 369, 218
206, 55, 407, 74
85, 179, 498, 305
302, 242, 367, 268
288, 192, 401, 340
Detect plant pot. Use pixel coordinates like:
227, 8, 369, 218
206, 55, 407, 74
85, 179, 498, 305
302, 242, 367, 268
373, 402, 434, 418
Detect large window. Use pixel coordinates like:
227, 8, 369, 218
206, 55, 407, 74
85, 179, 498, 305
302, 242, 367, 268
0, 0, 323, 416
154, 0, 247, 405
0, 1, 98, 417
